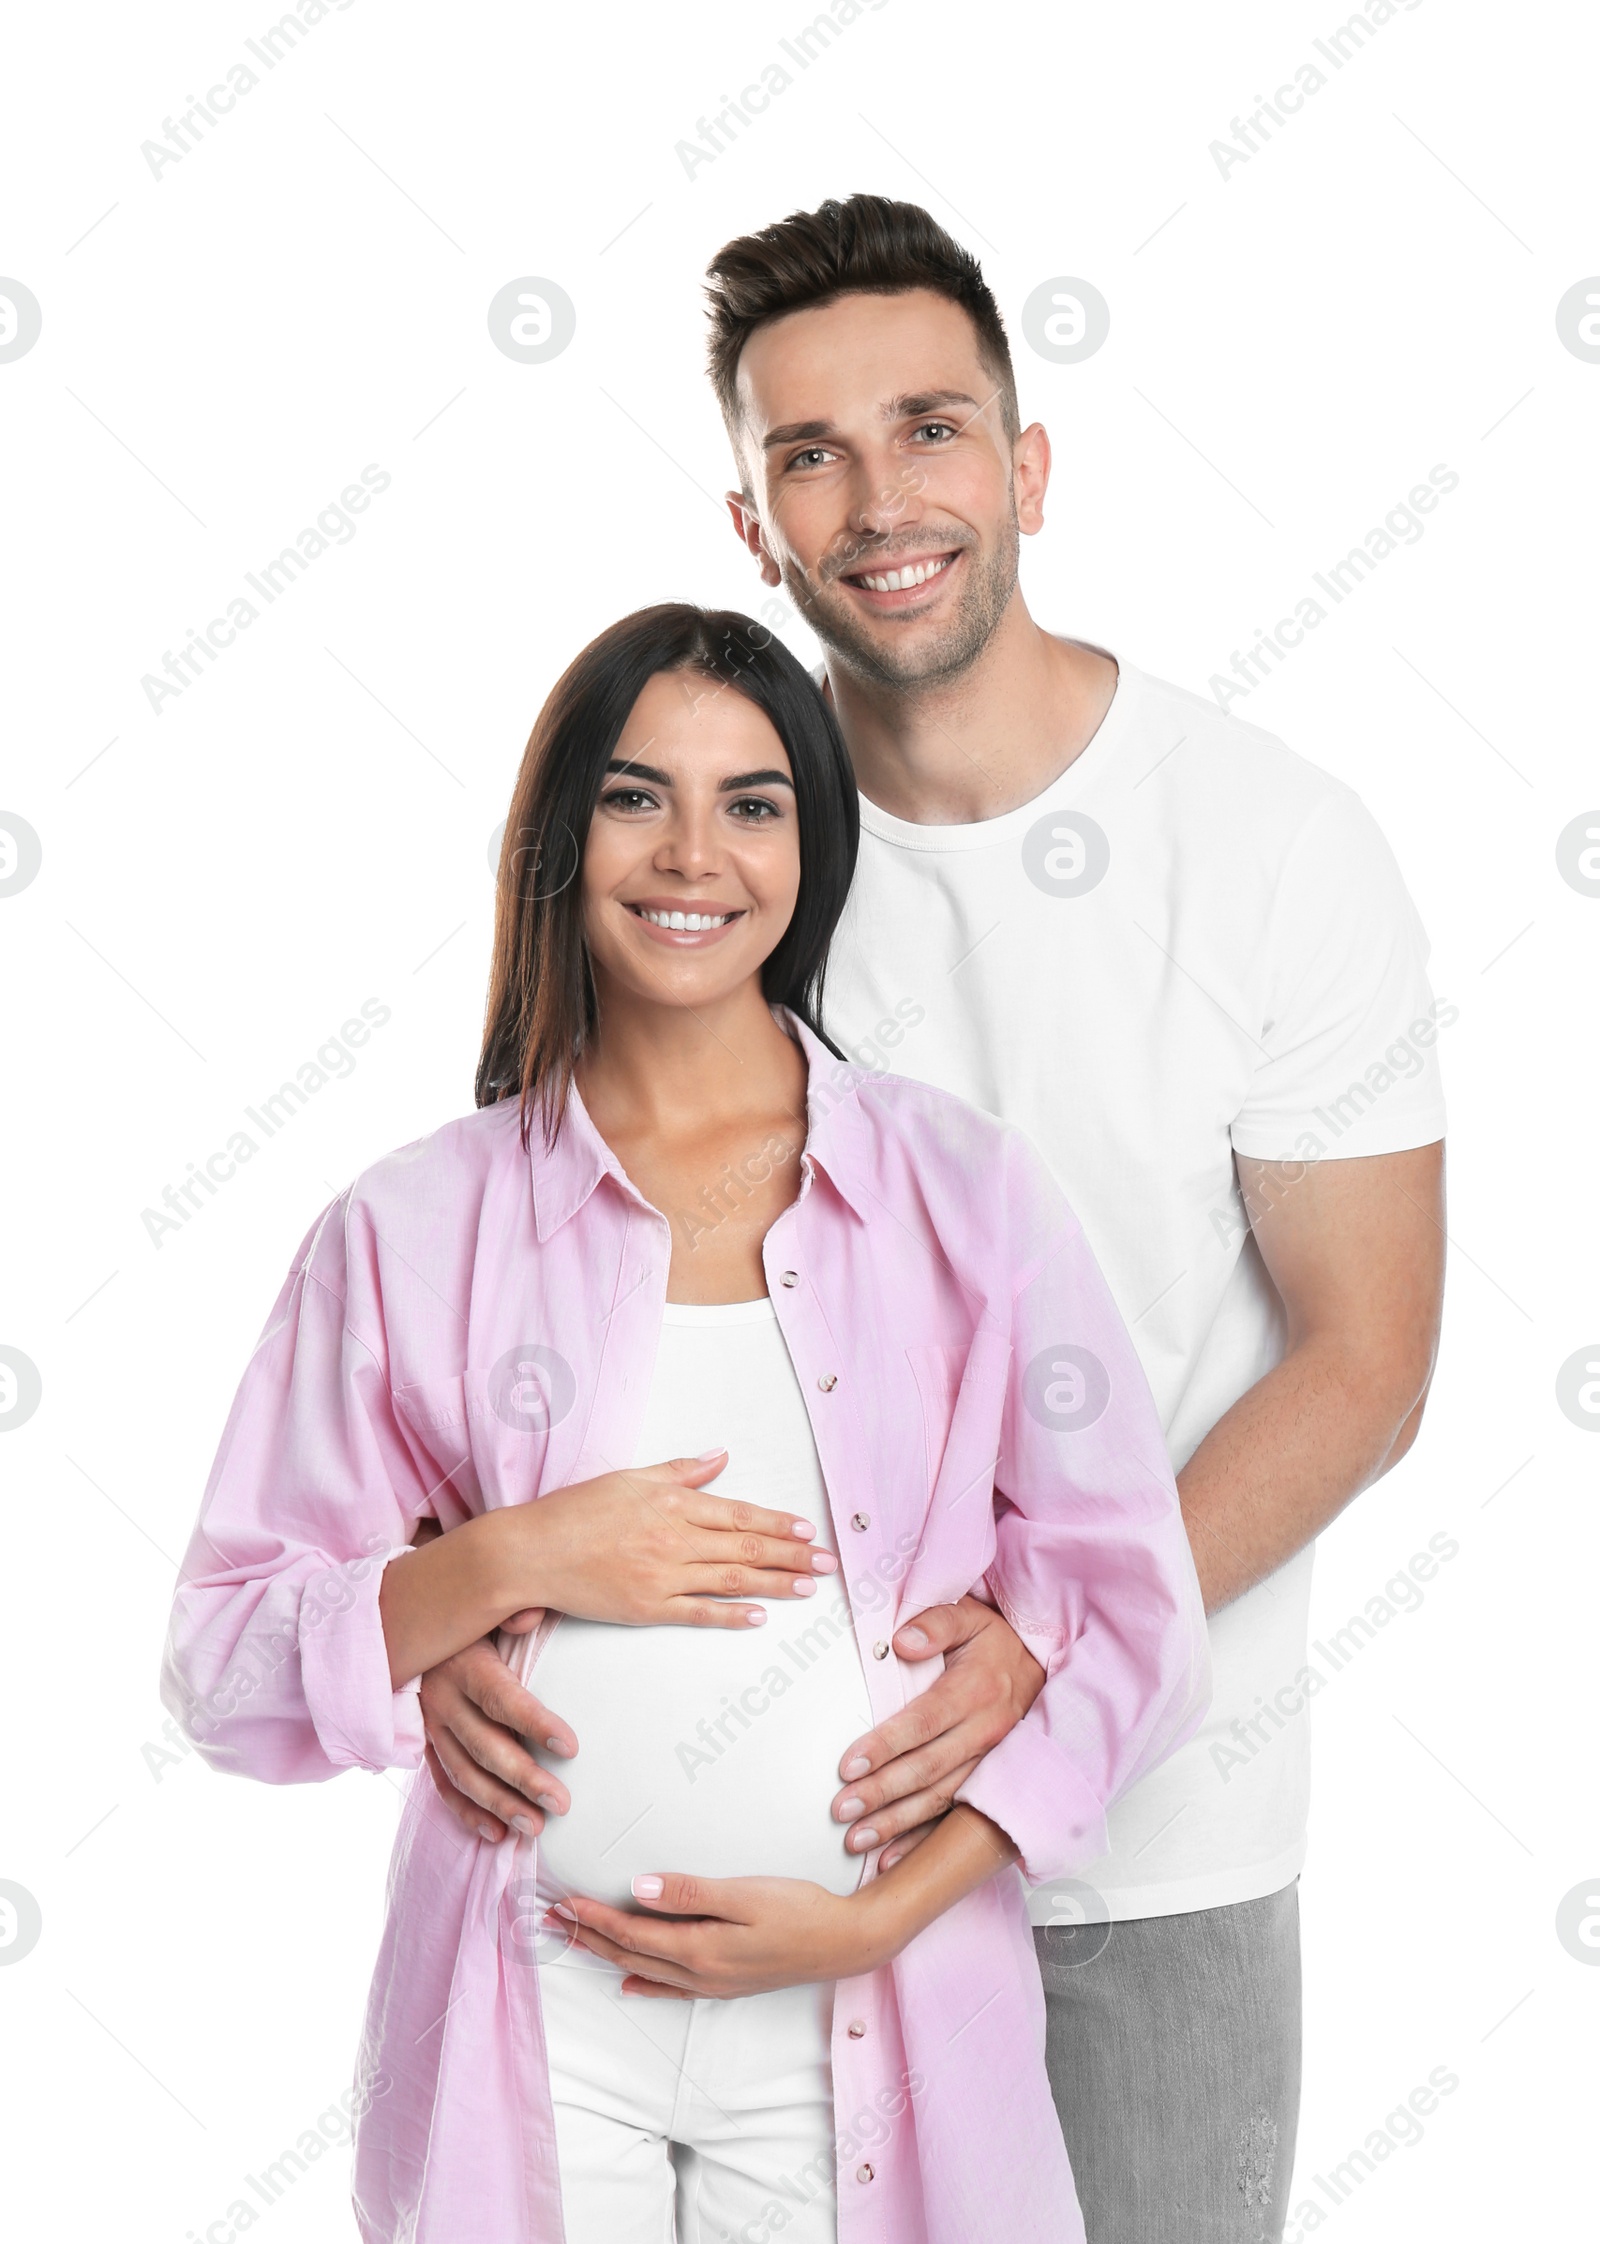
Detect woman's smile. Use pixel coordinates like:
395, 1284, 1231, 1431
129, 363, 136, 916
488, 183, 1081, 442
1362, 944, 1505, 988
623, 896, 749, 946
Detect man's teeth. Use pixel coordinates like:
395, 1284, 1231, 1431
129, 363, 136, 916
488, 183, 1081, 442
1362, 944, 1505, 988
854, 554, 953, 594
636, 907, 735, 931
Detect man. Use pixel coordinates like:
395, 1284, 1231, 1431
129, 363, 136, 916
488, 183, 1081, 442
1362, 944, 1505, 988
419, 195, 1446, 2241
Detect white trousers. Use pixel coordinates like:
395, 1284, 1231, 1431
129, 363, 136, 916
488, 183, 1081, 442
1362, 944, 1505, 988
538, 1948, 839, 2244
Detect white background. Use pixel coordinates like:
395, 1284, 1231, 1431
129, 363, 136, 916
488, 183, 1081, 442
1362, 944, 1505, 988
2, 1, 1596, 2237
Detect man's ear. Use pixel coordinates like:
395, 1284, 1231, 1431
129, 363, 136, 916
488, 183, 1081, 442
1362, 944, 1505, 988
725, 490, 784, 587
1013, 422, 1052, 537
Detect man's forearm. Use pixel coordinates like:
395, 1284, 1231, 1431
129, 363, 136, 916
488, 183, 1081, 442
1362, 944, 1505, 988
1177, 1331, 1433, 1612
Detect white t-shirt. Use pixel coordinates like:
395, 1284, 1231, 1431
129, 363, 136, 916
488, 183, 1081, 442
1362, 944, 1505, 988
526, 1298, 874, 1909
824, 650, 1448, 1920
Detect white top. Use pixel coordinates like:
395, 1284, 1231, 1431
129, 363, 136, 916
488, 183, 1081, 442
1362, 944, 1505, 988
527, 1298, 874, 1909
825, 651, 1448, 1920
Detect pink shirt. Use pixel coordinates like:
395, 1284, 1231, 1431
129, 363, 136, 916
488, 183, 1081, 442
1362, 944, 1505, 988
162, 1012, 1209, 2244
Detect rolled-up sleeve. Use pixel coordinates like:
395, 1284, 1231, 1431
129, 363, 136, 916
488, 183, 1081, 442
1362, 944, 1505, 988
956, 1142, 1211, 1884
160, 1195, 435, 1784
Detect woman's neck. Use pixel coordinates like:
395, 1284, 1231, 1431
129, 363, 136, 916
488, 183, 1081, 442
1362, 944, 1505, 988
575, 980, 808, 1146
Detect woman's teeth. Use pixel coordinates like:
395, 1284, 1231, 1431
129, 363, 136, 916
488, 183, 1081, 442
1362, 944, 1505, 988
854, 553, 954, 594
635, 907, 735, 930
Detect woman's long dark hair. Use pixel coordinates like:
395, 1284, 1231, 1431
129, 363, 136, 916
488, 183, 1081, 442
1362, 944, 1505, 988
477, 604, 859, 1146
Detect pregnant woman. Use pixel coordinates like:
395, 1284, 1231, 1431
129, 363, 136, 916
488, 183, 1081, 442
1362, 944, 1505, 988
162, 605, 1209, 2244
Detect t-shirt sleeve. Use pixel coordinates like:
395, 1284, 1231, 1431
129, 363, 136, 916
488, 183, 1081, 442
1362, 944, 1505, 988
1230, 786, 1449, 1162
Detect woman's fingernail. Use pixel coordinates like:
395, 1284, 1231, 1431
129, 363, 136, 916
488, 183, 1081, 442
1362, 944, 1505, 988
544, 1735, 568, 1754
696, 1447, 726, 1460
791, 1520, 817, 1539
478, 1822, 499, 1842
792, 1577, 816, 1597
511, 1816, 537, 1839
632, 1875, 664, 1900
880, 1850, 903, 1872
898, 1625, 929, 1650
842, 1756, 871, 1781
837, 1795, 865, 1820
744, 1607, 767, 1625
810, 1551, 837, 1572
552, 1901, 578, 1920
852, 1827, 881, 1852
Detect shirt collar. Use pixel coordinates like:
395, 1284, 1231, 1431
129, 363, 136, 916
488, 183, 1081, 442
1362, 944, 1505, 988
526, 1006, 871, 1242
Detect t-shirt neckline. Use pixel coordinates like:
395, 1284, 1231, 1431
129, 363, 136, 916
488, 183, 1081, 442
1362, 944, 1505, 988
851, 644, 1139, 855
660, 1297, 778, 1327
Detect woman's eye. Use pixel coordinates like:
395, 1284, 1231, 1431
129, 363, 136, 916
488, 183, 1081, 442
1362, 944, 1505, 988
600, 787, 659, 814
728, 796, 781, 823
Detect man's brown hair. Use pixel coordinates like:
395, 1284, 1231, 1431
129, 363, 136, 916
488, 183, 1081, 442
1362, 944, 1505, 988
704, 193, 1019, 458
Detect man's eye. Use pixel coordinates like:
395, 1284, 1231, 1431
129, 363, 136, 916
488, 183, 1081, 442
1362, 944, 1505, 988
912, 420, 958, 442
788, 447, 832, 471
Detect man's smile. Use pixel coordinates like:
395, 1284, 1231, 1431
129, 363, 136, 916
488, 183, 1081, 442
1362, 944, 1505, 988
834, 547, 964, 611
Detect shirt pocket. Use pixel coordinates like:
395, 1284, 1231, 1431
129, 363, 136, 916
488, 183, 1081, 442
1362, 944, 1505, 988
391, 1353, 575, 1521
900, 1332, 1013, 1613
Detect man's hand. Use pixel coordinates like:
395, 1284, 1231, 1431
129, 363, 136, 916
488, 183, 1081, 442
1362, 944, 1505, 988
831, 1594, 1044, 1870
419, 1633, 577, 1845
410, 1517, 572, 1847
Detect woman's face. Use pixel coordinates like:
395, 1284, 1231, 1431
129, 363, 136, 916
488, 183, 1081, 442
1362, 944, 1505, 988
581, 667, 802, 1016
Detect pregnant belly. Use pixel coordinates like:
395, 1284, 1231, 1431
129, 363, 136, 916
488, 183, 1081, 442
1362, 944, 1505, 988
525, 1582, 875, 1908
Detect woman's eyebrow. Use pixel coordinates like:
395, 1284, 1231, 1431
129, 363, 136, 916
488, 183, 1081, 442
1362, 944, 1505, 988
719, 769, 795, 791
604, 759, 794, 792
605, 757, 673, 785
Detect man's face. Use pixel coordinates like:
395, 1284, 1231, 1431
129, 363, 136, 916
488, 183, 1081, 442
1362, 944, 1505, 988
728, 288, 1044, 690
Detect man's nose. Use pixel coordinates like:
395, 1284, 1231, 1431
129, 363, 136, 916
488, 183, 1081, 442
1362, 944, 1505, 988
845, 446, 926, 540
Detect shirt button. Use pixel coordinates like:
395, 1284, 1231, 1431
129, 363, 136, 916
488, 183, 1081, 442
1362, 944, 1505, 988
856, 2163, 875, 2184
851, 1512, 870, 1532
779, 1270, 798, 1288
818, 1372, 838, 1392
873, 1640, 890, 1660
847, 2019, 866, 2038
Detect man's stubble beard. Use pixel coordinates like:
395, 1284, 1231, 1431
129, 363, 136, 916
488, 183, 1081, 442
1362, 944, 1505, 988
781, 505, 1021, 695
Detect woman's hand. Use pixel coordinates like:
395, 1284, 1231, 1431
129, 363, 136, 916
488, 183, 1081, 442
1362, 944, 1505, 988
552, 1805, 1020, 1999
382, 1452, 834, 1687
498, 1450, 836, 1629
547, 1872, 897, 2000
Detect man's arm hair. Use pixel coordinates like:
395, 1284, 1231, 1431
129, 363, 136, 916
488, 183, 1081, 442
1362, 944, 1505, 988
1177, 1142, 1446, 1612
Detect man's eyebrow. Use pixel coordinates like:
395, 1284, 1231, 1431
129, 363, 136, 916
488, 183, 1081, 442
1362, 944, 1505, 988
884, 389, 982, 422
762, 418, 834, 451
761, 390, 984, 451
603, 758, 794, 792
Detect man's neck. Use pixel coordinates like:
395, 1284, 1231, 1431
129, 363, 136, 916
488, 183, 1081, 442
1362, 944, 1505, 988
822, 595, 1119, 827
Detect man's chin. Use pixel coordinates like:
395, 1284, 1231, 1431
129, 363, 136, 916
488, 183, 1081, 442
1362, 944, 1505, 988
807, 598, 999, 692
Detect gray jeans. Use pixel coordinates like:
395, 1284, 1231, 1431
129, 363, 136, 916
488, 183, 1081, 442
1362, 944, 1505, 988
1036, 1882, 1302, 2244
